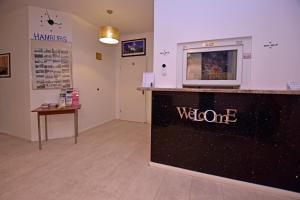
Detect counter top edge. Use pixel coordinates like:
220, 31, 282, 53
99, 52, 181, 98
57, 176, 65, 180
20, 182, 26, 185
137, 87, 300, 95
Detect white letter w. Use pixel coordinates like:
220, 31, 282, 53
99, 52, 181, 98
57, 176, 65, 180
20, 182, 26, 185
176, 107, 189, 119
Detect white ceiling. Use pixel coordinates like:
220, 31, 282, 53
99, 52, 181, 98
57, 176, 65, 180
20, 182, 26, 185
0, 0, 154, 35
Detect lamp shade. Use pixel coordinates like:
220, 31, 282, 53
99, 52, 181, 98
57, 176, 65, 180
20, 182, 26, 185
99, 26, 120, 44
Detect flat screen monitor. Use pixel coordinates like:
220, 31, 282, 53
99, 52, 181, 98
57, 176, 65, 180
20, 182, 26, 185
183, 45, 243, 86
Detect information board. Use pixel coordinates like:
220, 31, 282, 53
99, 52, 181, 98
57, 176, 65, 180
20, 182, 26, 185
31, 40, 72, 89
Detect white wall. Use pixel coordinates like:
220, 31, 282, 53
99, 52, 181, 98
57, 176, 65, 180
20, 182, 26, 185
154, 0, 300, 89
0, 5, 117, 141
0, 6, 32, 140
115, 32, 153, 123
29, 13, 117, 141
0, 4, 153, 141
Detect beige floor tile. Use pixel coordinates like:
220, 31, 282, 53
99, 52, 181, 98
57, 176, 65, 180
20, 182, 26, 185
98, 153, 146, 197
154, 170, 191, 200
52, 181, 119, 200
256, 191, 298, 200
221, 183, 258, 200
1, 120, 299, 200
120, 165, 165, 200
190, 178, 223, 200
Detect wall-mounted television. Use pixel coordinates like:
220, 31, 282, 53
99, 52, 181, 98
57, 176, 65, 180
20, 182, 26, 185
182, 45, 243, 86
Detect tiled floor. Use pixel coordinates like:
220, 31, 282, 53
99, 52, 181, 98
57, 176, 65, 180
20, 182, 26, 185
0, 120, 298, 200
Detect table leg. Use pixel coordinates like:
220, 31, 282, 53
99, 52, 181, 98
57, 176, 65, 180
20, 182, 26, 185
45, 115, 48, 141
37, 113, 42, 150
74, 109, 78, 144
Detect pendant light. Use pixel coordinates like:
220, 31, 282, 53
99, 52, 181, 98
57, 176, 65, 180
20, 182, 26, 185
99, 10, 120, 44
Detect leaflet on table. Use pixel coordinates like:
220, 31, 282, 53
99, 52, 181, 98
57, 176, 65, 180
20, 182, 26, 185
59, 88, 80, 107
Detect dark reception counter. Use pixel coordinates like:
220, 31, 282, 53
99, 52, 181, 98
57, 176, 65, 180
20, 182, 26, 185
139, 87, 300, 193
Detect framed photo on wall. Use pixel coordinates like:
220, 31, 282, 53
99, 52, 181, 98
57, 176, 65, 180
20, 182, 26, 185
122, 38, 146, 57
0, 53, 11, 78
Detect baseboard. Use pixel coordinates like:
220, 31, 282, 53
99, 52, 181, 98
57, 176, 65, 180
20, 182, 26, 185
79, 118, 116, 133
0, 131, 31, 142
149, 161, 300, 199
30, 118, 117, 142
0, 131, 9, 135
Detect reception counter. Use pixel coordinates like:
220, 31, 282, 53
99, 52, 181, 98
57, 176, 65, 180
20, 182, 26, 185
138, 87, 300, 193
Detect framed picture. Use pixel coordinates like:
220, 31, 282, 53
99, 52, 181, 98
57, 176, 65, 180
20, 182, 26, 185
122, 38, 146, 57
0, 53, 11, 78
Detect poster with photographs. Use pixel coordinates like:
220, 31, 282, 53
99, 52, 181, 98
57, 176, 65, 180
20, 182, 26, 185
31, 40, 72, 90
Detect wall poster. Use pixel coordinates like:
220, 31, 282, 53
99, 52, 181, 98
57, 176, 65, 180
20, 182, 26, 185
31, 40, 72, 90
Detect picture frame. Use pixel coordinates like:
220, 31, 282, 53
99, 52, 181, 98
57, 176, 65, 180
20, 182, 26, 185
122, 38, 146, 57
0, 53, 11, 78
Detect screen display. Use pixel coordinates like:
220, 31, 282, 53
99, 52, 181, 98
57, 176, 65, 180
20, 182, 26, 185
186, 50, 237, 80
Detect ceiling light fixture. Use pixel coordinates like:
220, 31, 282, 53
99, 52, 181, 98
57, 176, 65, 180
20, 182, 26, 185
99, 10, 120, 44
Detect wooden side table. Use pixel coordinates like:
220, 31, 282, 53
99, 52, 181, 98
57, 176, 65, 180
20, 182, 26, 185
32, 105, 81, 150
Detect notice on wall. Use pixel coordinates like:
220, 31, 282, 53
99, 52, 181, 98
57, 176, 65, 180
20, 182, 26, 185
31, 40, 72, 90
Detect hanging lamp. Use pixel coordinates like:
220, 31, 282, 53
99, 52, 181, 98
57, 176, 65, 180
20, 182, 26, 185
99, 10, 120, 44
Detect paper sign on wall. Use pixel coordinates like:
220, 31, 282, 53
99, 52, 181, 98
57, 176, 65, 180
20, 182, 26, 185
31, 40, 72, 90
142, 72, 155, 87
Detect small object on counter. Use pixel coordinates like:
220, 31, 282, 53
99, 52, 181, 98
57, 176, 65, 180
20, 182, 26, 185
72, 89, 80, 106
41, 103, 49, 109
59, 90, 66, 108
58, 88, 80, 108
41, 103, 58, 109
142, 72, 155, 88
287, 82, 300, 90
49, 103, 58, 108
65, 89, 73, 106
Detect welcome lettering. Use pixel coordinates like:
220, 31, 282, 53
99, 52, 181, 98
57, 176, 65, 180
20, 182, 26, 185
176, 107, 237, 124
